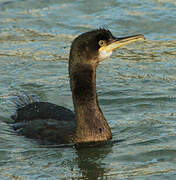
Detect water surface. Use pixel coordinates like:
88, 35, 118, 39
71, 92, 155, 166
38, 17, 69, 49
0, 0, 176, 179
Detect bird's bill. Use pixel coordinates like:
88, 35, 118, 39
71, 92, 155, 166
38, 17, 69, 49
100, 34, 145, 53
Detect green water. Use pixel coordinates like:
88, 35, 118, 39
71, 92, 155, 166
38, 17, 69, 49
0, 0, 176, 179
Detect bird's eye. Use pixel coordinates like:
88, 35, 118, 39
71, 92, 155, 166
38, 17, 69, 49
98, 40, 106, 47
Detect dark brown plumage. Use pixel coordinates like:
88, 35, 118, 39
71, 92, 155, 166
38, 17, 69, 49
11, 29, 145, 145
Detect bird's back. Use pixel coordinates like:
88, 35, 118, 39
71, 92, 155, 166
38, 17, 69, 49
11, 94, 76, 144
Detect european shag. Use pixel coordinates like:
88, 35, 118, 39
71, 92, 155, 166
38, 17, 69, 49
11, 29, 145, 145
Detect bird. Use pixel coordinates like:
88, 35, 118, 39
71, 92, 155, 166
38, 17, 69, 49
11, 28, 145, 145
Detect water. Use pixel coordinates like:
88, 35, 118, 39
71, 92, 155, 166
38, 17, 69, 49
0, 0, 176, 179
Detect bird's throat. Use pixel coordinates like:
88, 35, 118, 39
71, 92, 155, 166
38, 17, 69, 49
69, 64, 112, 143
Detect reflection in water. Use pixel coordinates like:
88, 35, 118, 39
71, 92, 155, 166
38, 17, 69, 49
75, 143, 112, 179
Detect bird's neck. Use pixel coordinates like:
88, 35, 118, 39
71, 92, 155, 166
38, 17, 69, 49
69, 63, 112, 143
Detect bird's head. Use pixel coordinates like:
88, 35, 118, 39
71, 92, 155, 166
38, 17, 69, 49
69, 28, 145, 68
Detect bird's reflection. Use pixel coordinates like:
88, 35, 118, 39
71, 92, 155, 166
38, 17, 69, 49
75, 142, 112, 179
